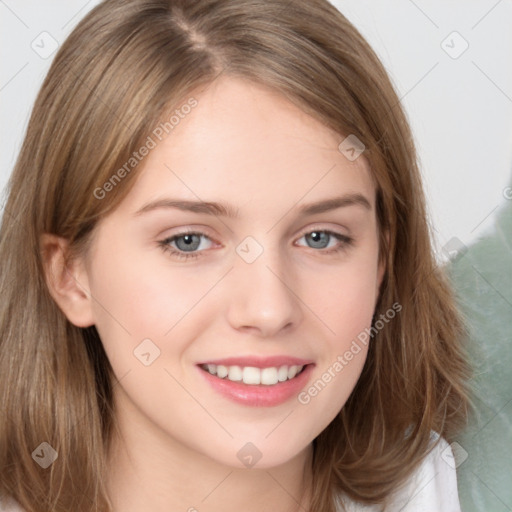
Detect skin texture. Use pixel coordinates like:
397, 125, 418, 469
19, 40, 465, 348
42, 76, 385, 511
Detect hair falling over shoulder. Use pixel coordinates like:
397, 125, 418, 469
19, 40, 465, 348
0, 1, 472, 510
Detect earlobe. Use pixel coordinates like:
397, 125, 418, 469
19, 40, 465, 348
39, 233, 95, 328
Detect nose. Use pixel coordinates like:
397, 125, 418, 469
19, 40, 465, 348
224, 244, 303, 338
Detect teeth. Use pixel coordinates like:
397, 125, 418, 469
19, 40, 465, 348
217, 365, 228, 378
261, 367, 278, 385
228, 365, 243, 381
202, 364, 305, 385
277, 365, 288, 382
243, 367, 260, 385
288, 365, 298, 379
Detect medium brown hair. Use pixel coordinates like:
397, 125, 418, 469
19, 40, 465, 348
0, 0, 471, 510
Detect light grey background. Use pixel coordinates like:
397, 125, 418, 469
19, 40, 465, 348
1, 1, 512, 257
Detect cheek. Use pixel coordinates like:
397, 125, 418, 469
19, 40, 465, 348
293, 253, 379, 425
307, 255, 380, 344
86, 241, 220, 372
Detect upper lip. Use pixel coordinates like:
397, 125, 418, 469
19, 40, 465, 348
197, 356, 314, 368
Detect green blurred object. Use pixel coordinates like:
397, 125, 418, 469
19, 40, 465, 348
448, 185, 512, 511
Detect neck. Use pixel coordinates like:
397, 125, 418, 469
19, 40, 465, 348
105, 389, 313, 512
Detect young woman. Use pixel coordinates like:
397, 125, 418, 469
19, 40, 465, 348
0, 0, 471, 511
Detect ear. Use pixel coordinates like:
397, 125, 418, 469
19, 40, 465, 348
40, 233, 95, 328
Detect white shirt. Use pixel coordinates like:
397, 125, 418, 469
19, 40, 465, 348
0, 434, 460, 512
338, 434, 461, 511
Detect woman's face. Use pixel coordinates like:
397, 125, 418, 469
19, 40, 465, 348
80, 76, 384, 468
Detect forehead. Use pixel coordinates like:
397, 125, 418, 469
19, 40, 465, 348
115, 75, 375, 216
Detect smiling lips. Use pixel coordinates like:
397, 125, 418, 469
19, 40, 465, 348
197, 356, 314, 407
201, 363, 305, 385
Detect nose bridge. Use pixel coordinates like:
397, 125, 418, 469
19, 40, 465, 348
225, 234, 302, 336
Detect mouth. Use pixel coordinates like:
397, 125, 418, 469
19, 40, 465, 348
196, 357, 314, 407
200, 363, 307, 386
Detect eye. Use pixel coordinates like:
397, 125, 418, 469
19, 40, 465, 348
158, 228, 354, 261
158, 231, 215, 260
295, 229, 353, 254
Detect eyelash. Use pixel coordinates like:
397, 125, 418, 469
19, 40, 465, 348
158, 228, 354, 261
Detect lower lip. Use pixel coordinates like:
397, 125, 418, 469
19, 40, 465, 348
198, 364, 314, 407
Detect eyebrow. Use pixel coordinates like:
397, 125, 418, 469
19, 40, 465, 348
133, 193, 372, 218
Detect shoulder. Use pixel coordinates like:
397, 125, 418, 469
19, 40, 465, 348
337, 432, 462, 512
383, 433, 462, 512
0, 496, 24, 512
